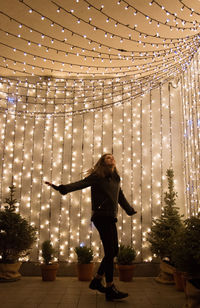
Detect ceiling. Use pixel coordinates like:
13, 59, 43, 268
0, 0, 199, 83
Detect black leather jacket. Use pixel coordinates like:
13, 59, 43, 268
52, 173, 136, 220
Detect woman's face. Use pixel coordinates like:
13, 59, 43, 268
104, 154, 116, 168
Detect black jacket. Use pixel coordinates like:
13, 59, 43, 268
52, 173, 136, 220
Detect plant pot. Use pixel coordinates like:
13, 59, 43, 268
0, 262, 22, 282
181, 272, 188, 293
40, 263, 59, 281
155, 260, 175, 284
185, 279, 200, 308
77, 263, 94, 281
173, 269, 184, 291
118, 264, 136, 282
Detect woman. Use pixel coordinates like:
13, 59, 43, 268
45, 153, 137, 301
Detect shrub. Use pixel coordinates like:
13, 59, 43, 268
117, 245, 136, 265
41, 240, 55, 265
74, 245, 93, 264
171, 214, 200, 275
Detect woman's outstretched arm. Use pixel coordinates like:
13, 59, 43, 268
44, 174, 97, 195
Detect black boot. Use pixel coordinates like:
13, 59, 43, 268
105, 284, 128, 301
89, 277, 106, 293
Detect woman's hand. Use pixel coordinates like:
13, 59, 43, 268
45, 181, 52, 187
126, 207, 137, 216
45, 181, 59, 192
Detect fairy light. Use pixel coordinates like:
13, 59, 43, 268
0, 33, 198, 78
0, 0, 199, 264
139, 88, 144, 260
0, 1, 198, 71
180, 52, 200, 215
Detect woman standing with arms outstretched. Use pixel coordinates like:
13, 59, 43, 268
45, 153, 137, 301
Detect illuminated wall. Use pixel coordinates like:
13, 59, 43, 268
0, 52, 199, 263
181, 52, 200, 216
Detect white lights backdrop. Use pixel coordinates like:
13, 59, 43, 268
0, 51, 199, 262
0, 0, 199, 263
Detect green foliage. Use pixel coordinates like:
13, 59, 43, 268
0, 185, 37, 263
4, 185, 17, 212
41, 240, 55, 265
171, 214, 200, 274
147, 169, 183, 260
163, 169, 177, 207
117, 245, 136, 265
74, 245, 93, 264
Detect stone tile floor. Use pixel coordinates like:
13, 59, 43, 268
0, 276, 186, 308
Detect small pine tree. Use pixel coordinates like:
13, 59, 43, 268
147, 169, 183, 261
4, 185, 18, 212
0, 185, 37, 263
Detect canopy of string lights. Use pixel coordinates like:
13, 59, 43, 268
0, 0, 199, 84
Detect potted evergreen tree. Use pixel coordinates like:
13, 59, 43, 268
41, 240, 59, 281
171, 214, 200, 302
117, 245, 136, 281
0, 185, 37, 281
74, 245, 94, 281
147, 169, 183, 284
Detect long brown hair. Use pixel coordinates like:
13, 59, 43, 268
87, 153, 120, 179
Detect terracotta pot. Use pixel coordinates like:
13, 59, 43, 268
181, 272, 188, 293
0, 262, 22, 282
77, 263, 94, 281
40, 263, 59, 281
118, 264, 136, 282
155, 260, 175, 284
173, 269, 184, 291
185, 279, 200, 308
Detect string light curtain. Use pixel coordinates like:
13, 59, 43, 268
0, 0, 199, 263
181, 51, 200, 216
0, 72, 187, 262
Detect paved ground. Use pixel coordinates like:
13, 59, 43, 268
0, 276, 186, 308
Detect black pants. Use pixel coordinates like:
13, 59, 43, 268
92, 216, 118, 283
